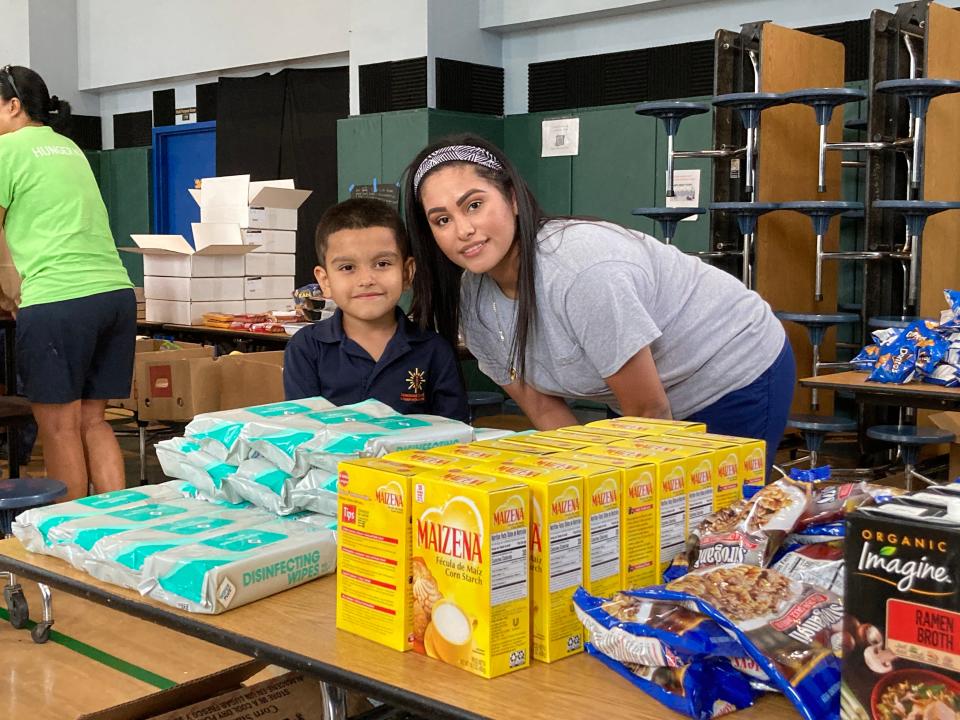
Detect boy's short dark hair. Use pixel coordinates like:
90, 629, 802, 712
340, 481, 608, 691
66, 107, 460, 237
314, 198, 410, 266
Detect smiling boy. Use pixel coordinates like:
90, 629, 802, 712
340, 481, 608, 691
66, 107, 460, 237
283, 198, 469, 422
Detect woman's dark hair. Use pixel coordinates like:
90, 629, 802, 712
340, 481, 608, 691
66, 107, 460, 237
402, 133, 547, 380
0, 65, 71, 132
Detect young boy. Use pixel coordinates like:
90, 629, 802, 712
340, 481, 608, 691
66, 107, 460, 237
284, 198, 469, 422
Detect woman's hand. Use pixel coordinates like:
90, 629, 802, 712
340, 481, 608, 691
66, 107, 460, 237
605, 346, 672, 420
502, 380, 579, 431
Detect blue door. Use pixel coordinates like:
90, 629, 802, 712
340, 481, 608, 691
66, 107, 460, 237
152, 121, 216, 242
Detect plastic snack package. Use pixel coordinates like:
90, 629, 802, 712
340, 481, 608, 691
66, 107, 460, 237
155, 437, 241, 504
772, 541, 844, 599
573, 587, 749, 668
289, 468, 339, 516
83, 504, 275, 589
902, 320, 949, 375
850, 344, 880, 371
138, 520, 337, 613
632, 566, 842, 720
868, 338, 917, 384
585, 644, 757, 719
12, 482, 188, 555
923, 362, 960, 387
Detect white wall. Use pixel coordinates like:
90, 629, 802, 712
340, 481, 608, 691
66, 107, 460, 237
77, 0, 350, 90
481, 0, 700, 30
499, 0, 888, 113
428, 0, 503, 75
347, 0, 429, 114
2, 0, 31, 67
28, 0, 99, 115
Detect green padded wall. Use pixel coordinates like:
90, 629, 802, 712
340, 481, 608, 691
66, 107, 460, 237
89, 147, 152, 286
503, 112, 572, 215
336, 114, 383, 202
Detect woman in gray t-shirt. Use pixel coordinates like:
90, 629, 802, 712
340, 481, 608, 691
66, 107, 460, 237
402, 134, 794, 478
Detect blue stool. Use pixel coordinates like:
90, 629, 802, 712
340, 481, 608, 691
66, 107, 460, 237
631, 207, 707, 245
711, 93, 785, 194
777, 312, 859, 410
467, 391, 504, 423
866, 425, 955, 490
788, 414, 857, 468
780, 201, 864, 302
634, 101, 710, 197
709, 202, 781, 287
0, 477, 66, 643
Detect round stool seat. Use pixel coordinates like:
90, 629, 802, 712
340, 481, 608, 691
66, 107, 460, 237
780, 201, 865, 236
776, 312, 859, 346
867, 315, 934, 330
838, 302, 862, 314
873, 200, 960, 238
634, 101, 710, 135
711, 92, 785, 128
632, 207, 707, 242
845, 117, 868, 132
788, 414, 857, 433
781, 87, 867, 126
709, 202, 781, 236
875, 79, 960, 119
0, 477, 66, 537
866, 425, 955, 445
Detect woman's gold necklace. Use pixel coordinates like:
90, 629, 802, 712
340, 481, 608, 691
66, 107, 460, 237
491, 295, 518, 381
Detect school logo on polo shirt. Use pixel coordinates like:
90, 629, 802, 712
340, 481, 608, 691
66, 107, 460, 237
401, 368, 427, 403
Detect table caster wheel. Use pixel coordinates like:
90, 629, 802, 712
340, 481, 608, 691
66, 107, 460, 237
4, 584, 29, 629
31, 621, 52, 644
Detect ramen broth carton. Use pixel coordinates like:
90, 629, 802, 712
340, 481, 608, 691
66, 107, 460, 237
335, 458, 423, 651
843, 498, 960, 720
412, 468, 530, 678
473, 460, 585, 662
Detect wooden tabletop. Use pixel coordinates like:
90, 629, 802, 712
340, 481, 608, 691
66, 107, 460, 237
0, 538, 800, 720
799, 371, 960, 410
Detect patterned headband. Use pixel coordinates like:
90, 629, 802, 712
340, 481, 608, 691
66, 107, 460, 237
413, 144, 504, 196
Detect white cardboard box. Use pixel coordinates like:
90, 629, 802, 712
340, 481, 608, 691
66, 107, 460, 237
194, 175, 311, 230
245, 252, 296, 276
126, 224, 256, 278
145, 276, 245, 302
245, 298, 297, 315
242, 229, 297, 254
244, 275, 295, 299
146, 299, 246, 325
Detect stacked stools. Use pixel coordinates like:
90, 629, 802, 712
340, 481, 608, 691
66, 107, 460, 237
778, 312, 860, 469
866, 425, 956, 490
0, 476, 66, 643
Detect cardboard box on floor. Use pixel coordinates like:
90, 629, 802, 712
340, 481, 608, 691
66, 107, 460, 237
930, 412, 960, 481
218, 351, 285, 410
78, 661, 329, 720
110, 339, 206, 412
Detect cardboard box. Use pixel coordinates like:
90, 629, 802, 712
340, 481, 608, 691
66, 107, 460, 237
930, 412, 960, 481
218, 351, 284, 410
144, 276, 244, 302
110, 339, 205, 411
145, 299, 246, 325
245, 252, 296, 277
242, 228, 297, 253
587, 417, 708, 434
244, 275, 295, 299
127, 224, 256, 278
81, 665, 327, 720
196, 175, 312, 230
136, 347, 220, 421
244, 298, 296, 315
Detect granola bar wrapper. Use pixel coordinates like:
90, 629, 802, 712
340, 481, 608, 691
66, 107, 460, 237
573, 587, 750, 668
630, 565, 842, 720
585, 644, 757, 720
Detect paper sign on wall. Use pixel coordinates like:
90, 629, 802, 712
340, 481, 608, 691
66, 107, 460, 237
665, 169, 701, 220
541, 118, 580, 157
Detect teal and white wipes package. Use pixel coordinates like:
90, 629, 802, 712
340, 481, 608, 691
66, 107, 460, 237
289, 468, 339, 517
224, 457, 301, 516
184, 397, 335, 462
138, 521, 337, 613
83, 504, 274, 589
155, 437, 241, 504
12, 481, 188, 555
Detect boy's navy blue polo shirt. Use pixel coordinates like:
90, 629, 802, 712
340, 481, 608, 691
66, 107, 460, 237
283, 308, 469, 422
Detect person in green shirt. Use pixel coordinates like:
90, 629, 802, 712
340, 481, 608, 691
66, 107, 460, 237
0, 65, 135, 500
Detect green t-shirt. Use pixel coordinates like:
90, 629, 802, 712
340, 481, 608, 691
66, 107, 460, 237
0, 125, 132, 307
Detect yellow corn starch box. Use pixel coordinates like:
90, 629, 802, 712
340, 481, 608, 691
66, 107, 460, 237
412, 468, 531, 678
664, 431, 767, 488
496, 435, 588, 454
383, 448, 476, 471
549, 426, 645, 444
646, 434, 744, 510
587, 417, 708, 434
472, 438, 557, 456
551, 450, 658, 588
426, 443, 526, 465
336, 458, 423, 652
522, 431, 596, 451
472, 460, 585, 662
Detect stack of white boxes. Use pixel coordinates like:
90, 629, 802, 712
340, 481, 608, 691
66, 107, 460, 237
128, 175, 311, 325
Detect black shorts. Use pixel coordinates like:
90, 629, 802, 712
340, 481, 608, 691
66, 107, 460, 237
17, 289, 137, 404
